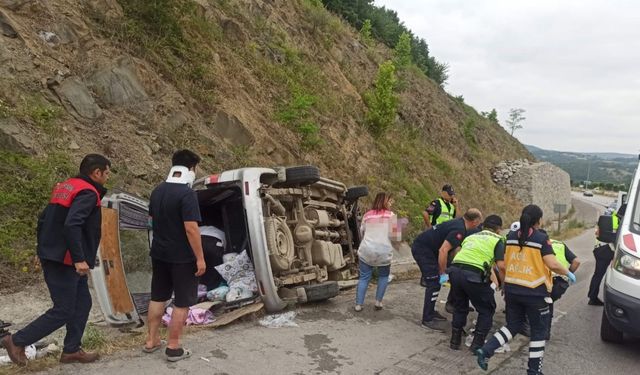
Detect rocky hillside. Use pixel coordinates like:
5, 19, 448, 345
0, 0, 531, 285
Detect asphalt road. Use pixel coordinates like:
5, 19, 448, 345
19, 193, 639, 375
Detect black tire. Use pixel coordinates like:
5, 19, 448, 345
276, 166, 321, 187
346, 186, 368, 201
303, 281, 340, 302
600, 309, 624, 343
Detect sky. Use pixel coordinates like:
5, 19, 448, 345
375, 0, 640, 154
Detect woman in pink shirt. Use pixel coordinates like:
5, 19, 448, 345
355, 192, 401, 311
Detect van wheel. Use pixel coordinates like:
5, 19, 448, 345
346, 186, 368, 201
277, 166, 321, 187
302, 281, 340, 302
600, 309, 624, 343
265, 216, 295, 272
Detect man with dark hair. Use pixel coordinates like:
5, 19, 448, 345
412, 208, 483, 331
2, 154, 111, 366
423, 184, 458, 229
144, 149, 205, 362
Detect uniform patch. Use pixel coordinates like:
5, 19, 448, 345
456, 233, 463, 240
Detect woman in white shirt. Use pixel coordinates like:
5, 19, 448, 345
355, 192, 401, 311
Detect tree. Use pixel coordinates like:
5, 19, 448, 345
481, 109, 498, 123
394, 31, 412, 68
506, 108, 526, 136
364, 60, 398, 136
359, 19, 373, 46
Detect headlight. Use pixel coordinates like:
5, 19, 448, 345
614, 250, 640, 279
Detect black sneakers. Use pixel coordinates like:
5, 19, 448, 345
588, 298, 604, 306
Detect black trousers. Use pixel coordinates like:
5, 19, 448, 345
482, 293, 550, 375
449, 266, 496, 334
12, 259, 92, 354
588, 244, 614, 300
200, 236, 225, 290
411, 244, 440, 322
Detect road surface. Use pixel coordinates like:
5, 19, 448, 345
20, 194, 640, 375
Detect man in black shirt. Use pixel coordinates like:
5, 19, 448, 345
422, 184, 458, 229
411, 209, 483, 331
144, 150, 205, 362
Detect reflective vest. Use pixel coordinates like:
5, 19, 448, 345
435, 198, 455, 225
49, 178, 100, 265
504, 239, 553, 292
453, 230, 503, 272
551, 240, 569, 269
612, 211, 620, 231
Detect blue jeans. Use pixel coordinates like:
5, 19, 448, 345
356, 259, 390, 305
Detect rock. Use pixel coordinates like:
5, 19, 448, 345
54, 76, 103, 120
150, 141, 161, 153
166, 111, 188, 133
88, 57, 148, 107
86, 0, 124, 22
0, 10, 18, 38
211, 110, 254, 146
0, 0, 31, 10
0, 117, 36, 154
38, 31, 60, 46
143, 144, 152, 156
135, 129, 150, 136
68, 140, 80, 150
221, 18, 247, 43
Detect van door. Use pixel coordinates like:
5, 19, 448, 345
92, 193, 150, 326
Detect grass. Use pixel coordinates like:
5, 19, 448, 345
0, 151, 74, 283
82, 324, 108, 350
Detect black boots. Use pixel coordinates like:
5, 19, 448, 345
450, 327, 463, 350
469, 332, 487, 352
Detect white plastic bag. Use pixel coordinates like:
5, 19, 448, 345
259, 311, 298, 328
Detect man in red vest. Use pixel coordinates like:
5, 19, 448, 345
2, 154, 111, 366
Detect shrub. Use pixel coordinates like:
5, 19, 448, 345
359, 19, 373, 46
364, 61, 398, 136
276, 92, 323, 150
394, 32, 412, 68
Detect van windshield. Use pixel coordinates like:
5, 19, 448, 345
633, 189, 640, 234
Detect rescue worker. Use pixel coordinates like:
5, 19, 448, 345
475, 205, 576, 375
448, 215, 506, 352
2, 154, 111, 366
421, 184, 458, 313
412, 208, 483, 331
587, 210, 620, 306
423, 184, 458, 229
539, 229, 580, 339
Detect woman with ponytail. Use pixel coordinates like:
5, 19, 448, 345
475, 205, 577, 375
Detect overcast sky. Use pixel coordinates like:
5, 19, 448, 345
375, 0, 640, 154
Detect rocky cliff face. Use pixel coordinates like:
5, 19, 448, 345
0, 0, 532, 283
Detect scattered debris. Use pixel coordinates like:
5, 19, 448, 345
259, 311, 298, 329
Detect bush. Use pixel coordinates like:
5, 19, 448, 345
462, 118, 477, 148
359, 19, 373, 46
394, 32, 412, 68
364, 61, 398, 136
276, 92, 323, 150
0, 151, 74, 269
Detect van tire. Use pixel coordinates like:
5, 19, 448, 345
600, 309, 624, 343
346, 186, 368, 201
303, 281, 340, 302
278, 166, 321, 187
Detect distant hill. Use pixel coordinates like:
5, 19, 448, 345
526, 145, 637, 186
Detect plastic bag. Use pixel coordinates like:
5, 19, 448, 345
225, 286, 253, 302
259, 311, 298, 328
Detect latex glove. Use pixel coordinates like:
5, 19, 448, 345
567, 271, 577, 284
439, 273, 449, 285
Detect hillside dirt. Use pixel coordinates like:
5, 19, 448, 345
0, 0, 531, 288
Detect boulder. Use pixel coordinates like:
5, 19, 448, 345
0, 118, 36, 154
54, 76, 103, 120
212, 111, 254, 146
0, 10, 18, 38
88, 57, 148, 107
